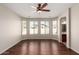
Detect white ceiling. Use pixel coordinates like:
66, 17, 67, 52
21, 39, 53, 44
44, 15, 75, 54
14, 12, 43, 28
2, 3, 76, 18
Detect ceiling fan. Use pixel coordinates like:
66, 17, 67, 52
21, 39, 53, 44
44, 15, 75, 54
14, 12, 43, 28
32, 3, 50, 13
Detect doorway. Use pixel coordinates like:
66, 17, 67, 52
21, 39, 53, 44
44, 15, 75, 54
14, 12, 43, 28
60, 17, 67, 45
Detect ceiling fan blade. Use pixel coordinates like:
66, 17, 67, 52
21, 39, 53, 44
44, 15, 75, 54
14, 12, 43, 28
31, 6, 36, 9
37, 3, 42, 11
41, 3, 48, 9
38, 3, 41, 8
41, 9, 50, 12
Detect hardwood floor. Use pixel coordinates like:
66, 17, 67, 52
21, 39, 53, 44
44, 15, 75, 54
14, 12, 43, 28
1, 39, 79, 55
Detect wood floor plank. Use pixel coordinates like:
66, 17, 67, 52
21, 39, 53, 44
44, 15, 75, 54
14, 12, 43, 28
1, 39, 79, 55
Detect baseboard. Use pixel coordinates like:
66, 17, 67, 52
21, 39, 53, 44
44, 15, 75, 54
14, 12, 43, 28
0, 40, 21, 54
70, 47, 79, 54
22, 38, 58, 40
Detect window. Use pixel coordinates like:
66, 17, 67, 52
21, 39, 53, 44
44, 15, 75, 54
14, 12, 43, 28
30, 21, 38, 34
22, 20, 27, 35
22, 20, 58, 35
52, 20, 57, 35
45, 21, 49, 34
40, 21, 49, 34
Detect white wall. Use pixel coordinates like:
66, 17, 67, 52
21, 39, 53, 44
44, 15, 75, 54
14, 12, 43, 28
0, 5, 21, 54
58, 5, 79, 53
71, 5, 79, 53
22, 18, 58, 40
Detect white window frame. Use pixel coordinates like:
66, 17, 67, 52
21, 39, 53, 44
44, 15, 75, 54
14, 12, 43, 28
52, 20, 58, 35
40, 21, 49, 34
29, 21, 38, 35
